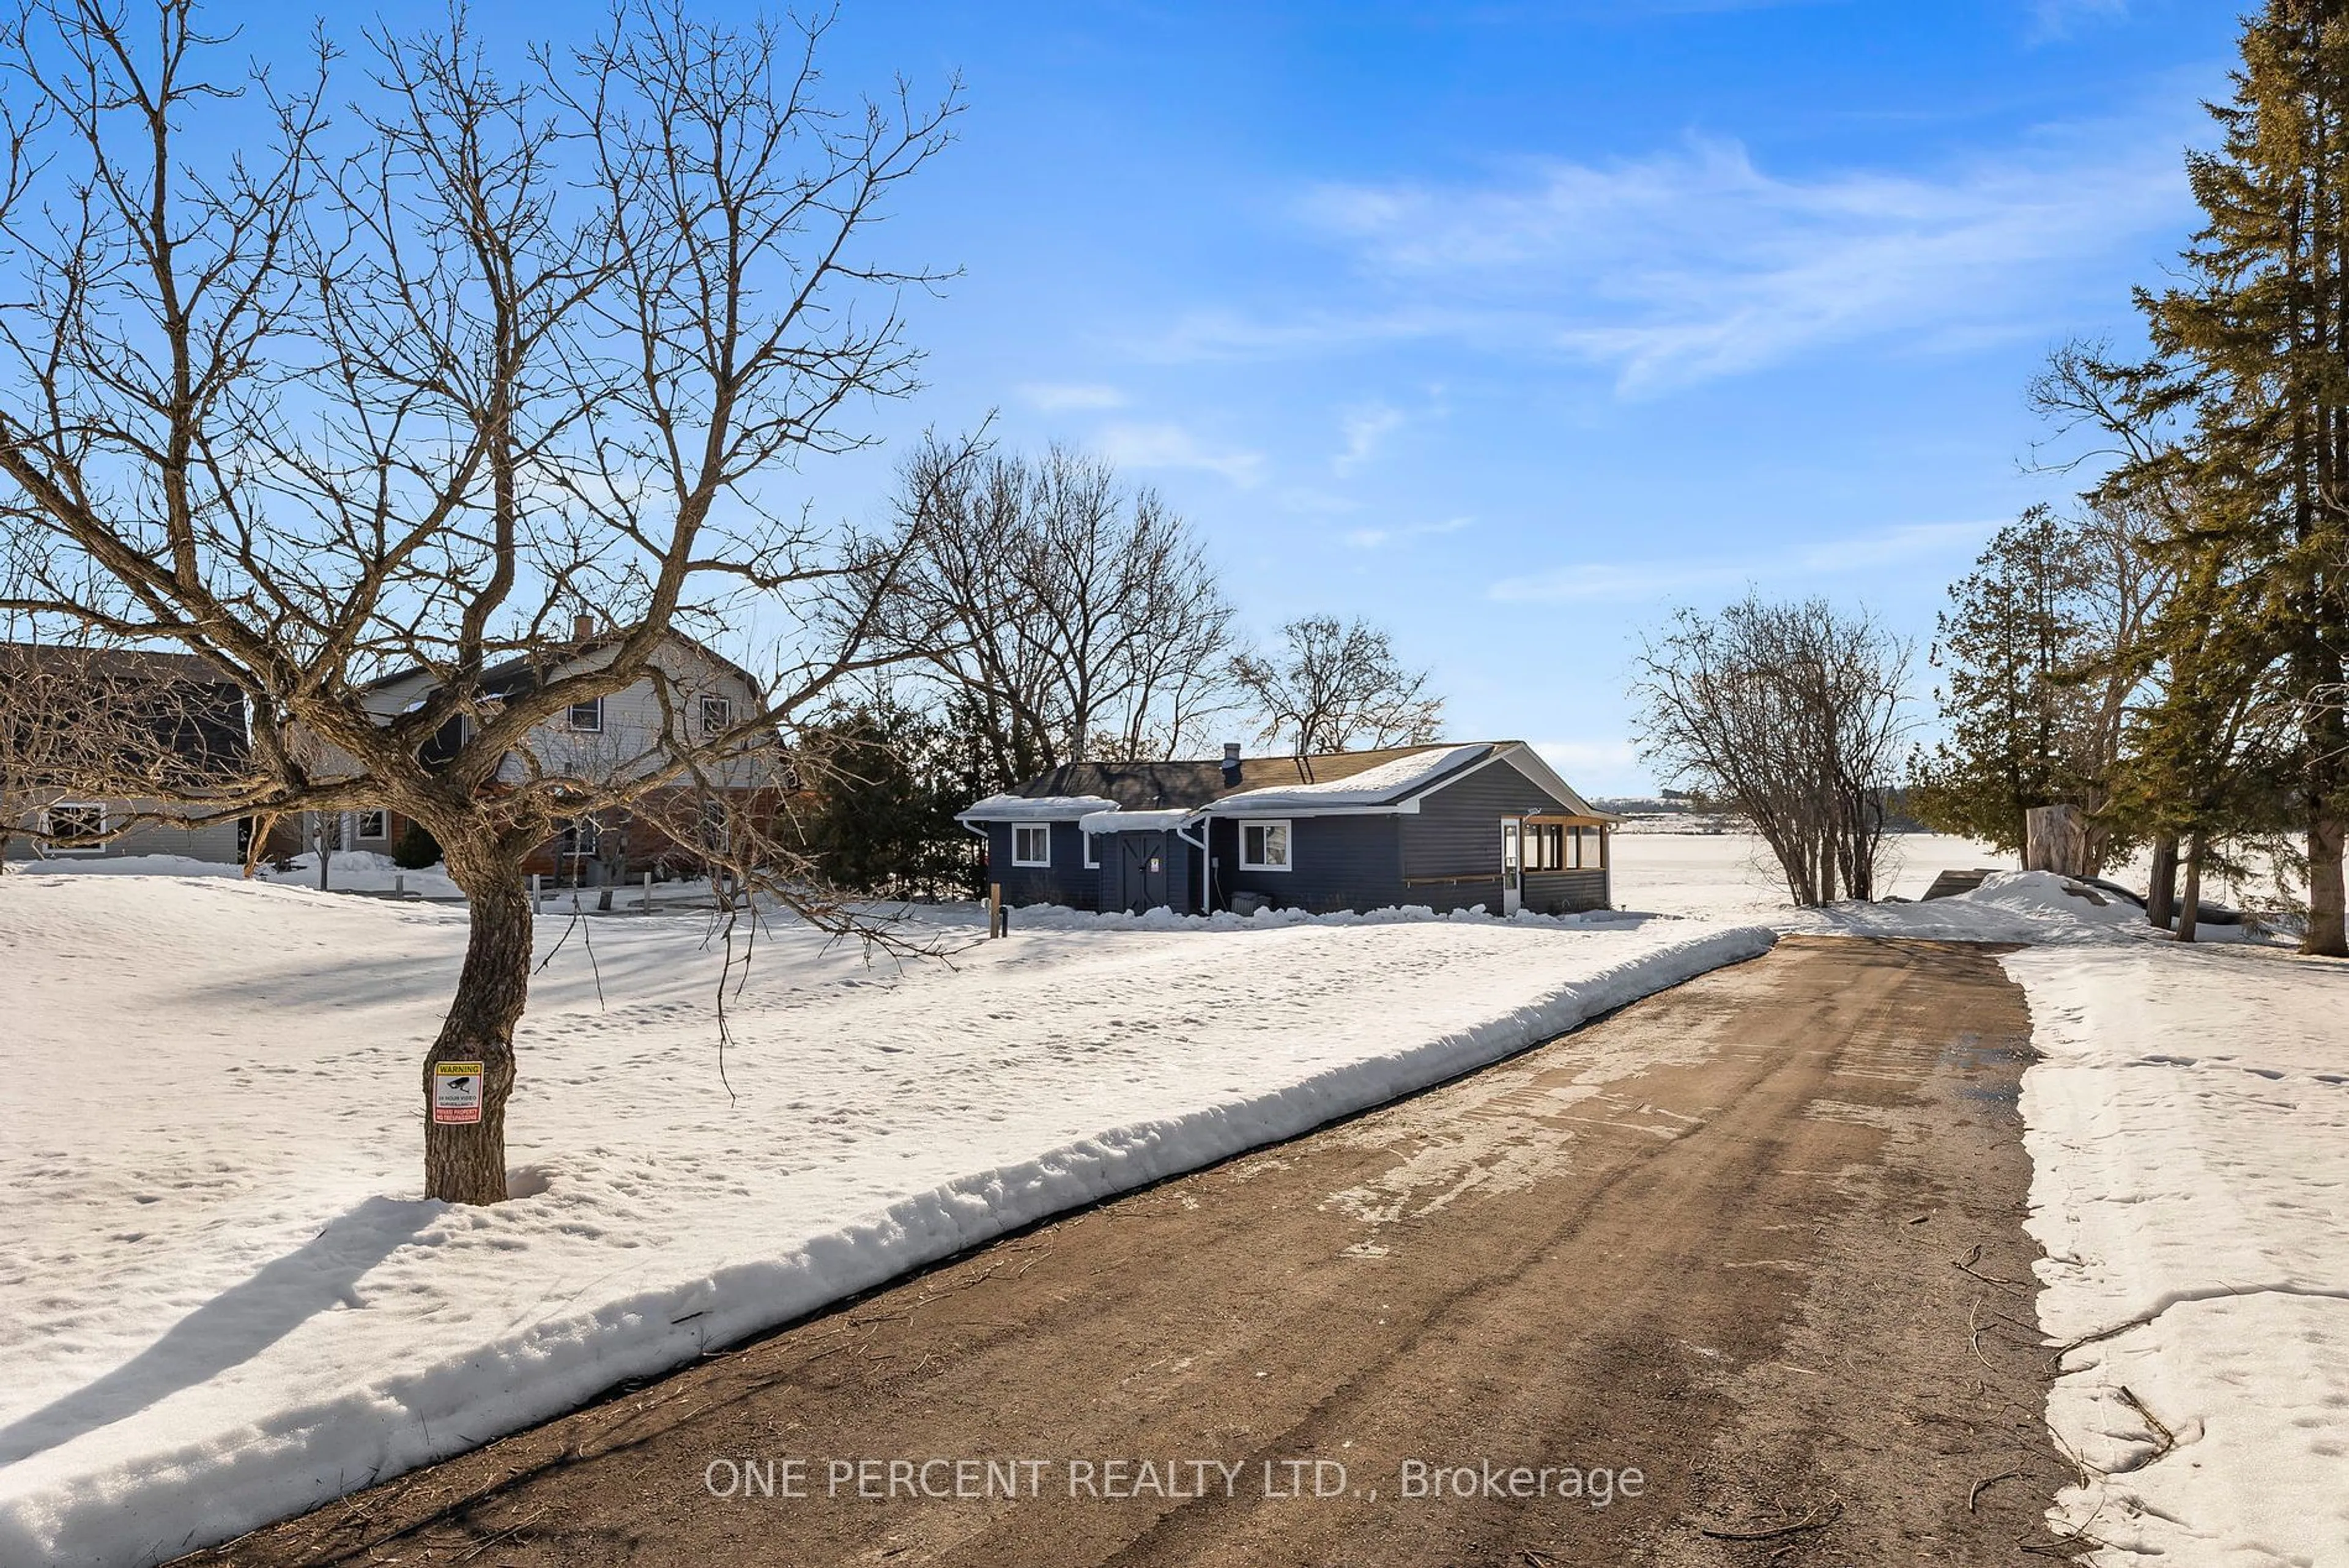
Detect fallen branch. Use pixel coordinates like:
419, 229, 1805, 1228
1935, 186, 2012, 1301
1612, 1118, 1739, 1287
1953, 1242, 2030, 1292
2117, 1385, 2176, 1459
1698, 1499, 1843, 1542
1969, 1470, 2019, 1512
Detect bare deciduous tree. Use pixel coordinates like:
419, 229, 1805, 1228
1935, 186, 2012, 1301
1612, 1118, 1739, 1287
1231, 615, 1445, 756
871, 437, 1238, 778
1632, 596, 1912, 905
0, 0, 956, 1202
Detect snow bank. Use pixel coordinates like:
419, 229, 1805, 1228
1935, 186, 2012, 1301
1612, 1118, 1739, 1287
989, 898, 1649, 933
15, 850, 462, 899
0, 875, 1772, 1566
1796, 870, 2165, 945
2005, 945, 2349, 1562
264, 850, 462, 899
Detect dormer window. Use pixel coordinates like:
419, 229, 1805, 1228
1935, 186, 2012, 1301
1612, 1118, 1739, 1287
568, 696, 603, 732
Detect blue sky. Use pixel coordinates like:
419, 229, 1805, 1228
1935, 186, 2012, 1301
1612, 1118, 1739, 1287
369, 1, 2236, 791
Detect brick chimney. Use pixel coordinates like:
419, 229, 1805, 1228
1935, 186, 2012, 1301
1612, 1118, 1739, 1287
573, 612, 594, 642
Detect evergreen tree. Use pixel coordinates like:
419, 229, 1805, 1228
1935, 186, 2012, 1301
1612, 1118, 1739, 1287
2110, 545, 2291, 937
1914, 507, 2104, 857
2053, 2, 2349, 954
800, 700, 977, 899
1915, 501, 2169, 868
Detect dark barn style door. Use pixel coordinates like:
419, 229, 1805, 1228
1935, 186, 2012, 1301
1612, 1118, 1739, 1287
1118, 834, 1172, 913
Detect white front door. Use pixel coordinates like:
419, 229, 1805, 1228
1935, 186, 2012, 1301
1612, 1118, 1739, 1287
1500, 819, 1522, 915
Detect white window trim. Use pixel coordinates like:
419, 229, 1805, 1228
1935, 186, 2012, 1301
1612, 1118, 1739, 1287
1083, 830, 1100, 869
357, 809, 390, 841
568, 696, 604, 732
700, 695, 732, 734
43, 800, 108, 854
1238, 818, 1293, 872
1009, 823, 1052, 868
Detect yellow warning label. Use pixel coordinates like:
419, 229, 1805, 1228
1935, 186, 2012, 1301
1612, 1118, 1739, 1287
432, 1060, 484, 1125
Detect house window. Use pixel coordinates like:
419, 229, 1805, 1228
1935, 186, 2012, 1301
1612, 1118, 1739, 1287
1011, 823, 1052, 867
699, 798, 730, 854
700, 695, 732, 734
561, 817, 601, 858
43, 801, 106, 853
568, 696, 603, 732
1239, 820, 1291, 871
357, 810, 389, 841
1083, 830, 1100, 869
1525, 823, 1564, 871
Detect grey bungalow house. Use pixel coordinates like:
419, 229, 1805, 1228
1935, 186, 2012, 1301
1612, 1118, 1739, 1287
957, 741, 1618, 918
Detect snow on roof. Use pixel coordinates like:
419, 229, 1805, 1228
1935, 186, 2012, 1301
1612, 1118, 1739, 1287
1079, 808, 1195, 833
1200, 744, 1488, 814
957, 793, 1121, 823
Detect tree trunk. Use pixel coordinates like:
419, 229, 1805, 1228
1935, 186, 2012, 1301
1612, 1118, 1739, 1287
2307, 809, 2346, 957
2177, 832, 2205, 945
425, 848, 533, 1205
2025, 804, 2095, 879
2147, 833, 2178, 930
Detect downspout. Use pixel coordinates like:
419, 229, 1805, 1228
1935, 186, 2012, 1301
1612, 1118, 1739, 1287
957, 815, 991, 878
1176, 812, 1209, 916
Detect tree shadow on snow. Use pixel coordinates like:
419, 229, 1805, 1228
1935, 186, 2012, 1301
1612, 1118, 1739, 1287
0, 1194, 435, 1465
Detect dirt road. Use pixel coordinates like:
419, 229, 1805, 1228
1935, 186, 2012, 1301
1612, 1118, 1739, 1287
193, 935, 2073, 1567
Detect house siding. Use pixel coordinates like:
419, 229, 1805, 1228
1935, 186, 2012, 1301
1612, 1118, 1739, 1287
5, 798, 246, 864
1523, 868, 1609, 915
1402, 755, 1611, 913
498, 645, 770, 791
984, 820, 1097, 910
1214, 814, 1405, 915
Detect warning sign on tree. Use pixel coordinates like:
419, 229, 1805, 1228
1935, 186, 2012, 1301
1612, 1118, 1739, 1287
432, 1061, 484, 1125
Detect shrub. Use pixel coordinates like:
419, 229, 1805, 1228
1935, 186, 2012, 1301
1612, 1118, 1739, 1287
393, 819, 442, 870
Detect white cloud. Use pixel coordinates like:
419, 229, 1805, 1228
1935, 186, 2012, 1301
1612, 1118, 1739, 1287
1490, 518, 1994, 602
1344, 515, 1473, 550
1018, 382, 1129, 411
1332, 403, 1406, 477
1154, 120, 2188, 394
1094, 422, 1267, 487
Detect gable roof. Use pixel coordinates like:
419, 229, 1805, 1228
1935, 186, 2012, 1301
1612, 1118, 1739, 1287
961, 741, 1614, 823
0, 643, 250, 780
362, 628, 765, 705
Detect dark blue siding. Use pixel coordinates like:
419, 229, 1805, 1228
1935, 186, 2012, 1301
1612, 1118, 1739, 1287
1213, 814, 1406, 914
984, 820, 1098, 910
1523, 868, 1609, 915
1094, 828, 1200, 914
1401, 756, 1610, 913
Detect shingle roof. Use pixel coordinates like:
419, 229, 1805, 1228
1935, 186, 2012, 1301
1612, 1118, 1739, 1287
0, 642, 250, 778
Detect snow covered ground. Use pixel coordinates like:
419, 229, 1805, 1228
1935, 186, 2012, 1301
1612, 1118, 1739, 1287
2009, 944, 2349, 1565
1609, 828, 2003, 922
0, 872, 1772, 1566
5, 836, 2337, 1566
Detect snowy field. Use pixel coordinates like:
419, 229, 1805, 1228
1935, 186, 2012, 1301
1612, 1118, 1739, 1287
0, 871, 1772, 1566
3, 832, 2339, 1566
1610, 827, 2005, 921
